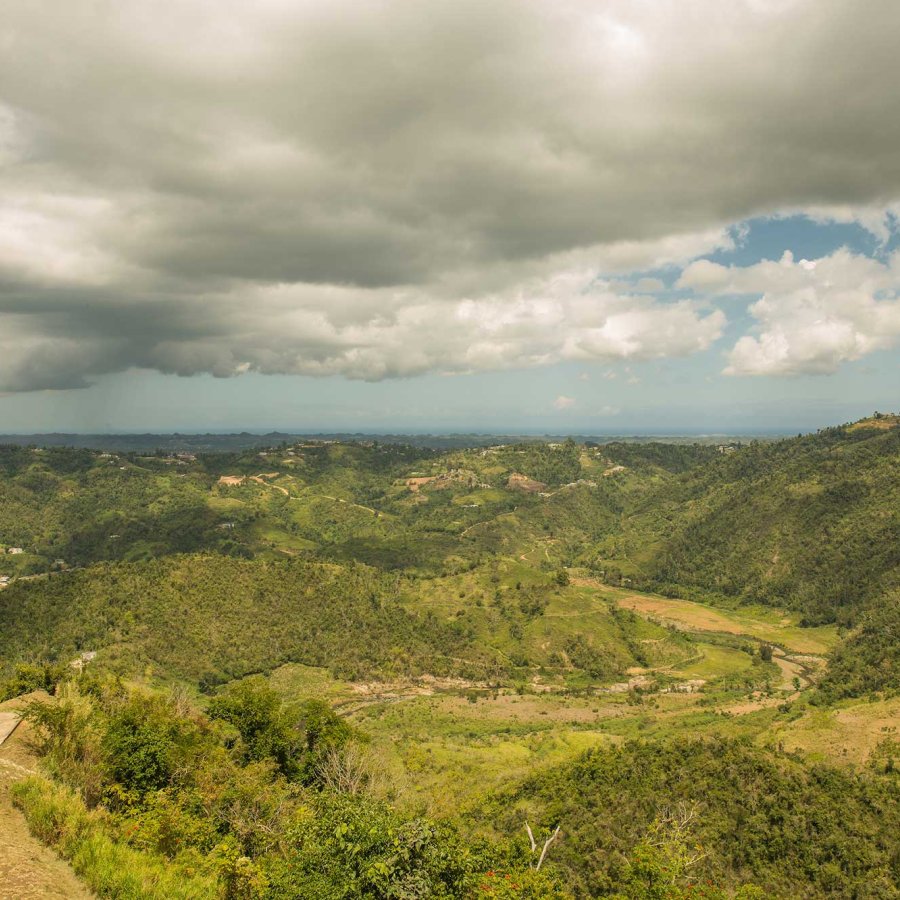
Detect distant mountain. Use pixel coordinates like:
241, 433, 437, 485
0, 430, 775, 452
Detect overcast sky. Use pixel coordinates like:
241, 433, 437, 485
1, 0, 899, 432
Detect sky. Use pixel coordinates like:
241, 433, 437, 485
1, 0, 899, 434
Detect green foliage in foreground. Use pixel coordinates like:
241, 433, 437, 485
490, 737, 900, 898
11, 775, 219, 900
20, 678, 571, 899
0, 556, 497, 683
15, 674, 806, 898
207, 677, 358, 782
0, 661, 68, 701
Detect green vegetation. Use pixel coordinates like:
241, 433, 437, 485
1, 415, 898, 897
0, 556, 499, 684
17, 677, 569, 899
12, 775, 220, 899
815, 593, 900, 702
489, 738, 900, 898
631, 424, 900, 627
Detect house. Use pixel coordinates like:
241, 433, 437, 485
8, 547, 24, 555
0, 576, 10, 586
70, 651, 97, 673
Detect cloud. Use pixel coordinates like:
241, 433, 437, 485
1, 1, 900, 389
681, 250, 900, 375
0, 266, 726, 390
554, 395, 576, 410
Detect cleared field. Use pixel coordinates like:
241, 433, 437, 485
352, 690, 621, 816
762, 696, 900, 766
673, 643, 755, 680
600, 586, 838, 654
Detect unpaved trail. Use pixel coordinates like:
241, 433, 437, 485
251, 475, 290, 495
0, 704, 93, 899
251, 475, 381, 513
0, 713, 20, 747
310, 493, 382, 515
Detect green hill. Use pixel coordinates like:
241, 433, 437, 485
2, 417, 899, 898
0, 556, 498, 685
488, 737, 900, 898
591, 421, 900, 627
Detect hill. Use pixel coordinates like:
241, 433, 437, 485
486, 737, 900, 898
0, 556, 503, 685
589, 420, 900, 627
0, 415, 898, 898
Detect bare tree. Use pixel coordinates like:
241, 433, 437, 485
316, 743, 390, 797
644, 801, 708, 872
524, 821, 561, 870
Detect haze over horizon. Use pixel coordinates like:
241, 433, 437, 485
2, 1, 899, 432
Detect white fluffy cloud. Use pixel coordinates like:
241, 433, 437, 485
2, 1, 900, 389
680, 250, 900, 375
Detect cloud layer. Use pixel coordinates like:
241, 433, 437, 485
682, 250, 900, 375
2, 0, 900, 390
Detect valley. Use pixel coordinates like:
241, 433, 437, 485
0, 416, 897, 897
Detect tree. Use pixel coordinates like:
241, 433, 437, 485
208, 677, 299, 777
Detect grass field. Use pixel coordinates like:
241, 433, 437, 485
250, 581, 850, 816
761, 695, 900, 766
598, 585, 838, 654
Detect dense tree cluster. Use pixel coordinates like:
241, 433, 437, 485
17, 677, 570, 898
489, 738, 900, 898
0, 556, 499, 683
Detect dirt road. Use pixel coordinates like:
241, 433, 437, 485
0, 702, 92, 899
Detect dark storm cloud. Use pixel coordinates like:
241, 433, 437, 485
2, 0, 900, 389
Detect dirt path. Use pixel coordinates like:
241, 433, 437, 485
309, 493, 382, 515
460, 521, 488, 537
0, 713, 20, 747
250, 475, 290, 495
248, 475, 382, 515
0, 705, 93, 899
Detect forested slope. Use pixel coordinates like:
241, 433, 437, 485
490, 737, 900, 898
0, 556, 495, 684
1, 419, 899, 898
630, 421, 900, 626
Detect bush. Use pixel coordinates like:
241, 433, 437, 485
11, 775, 220, 900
